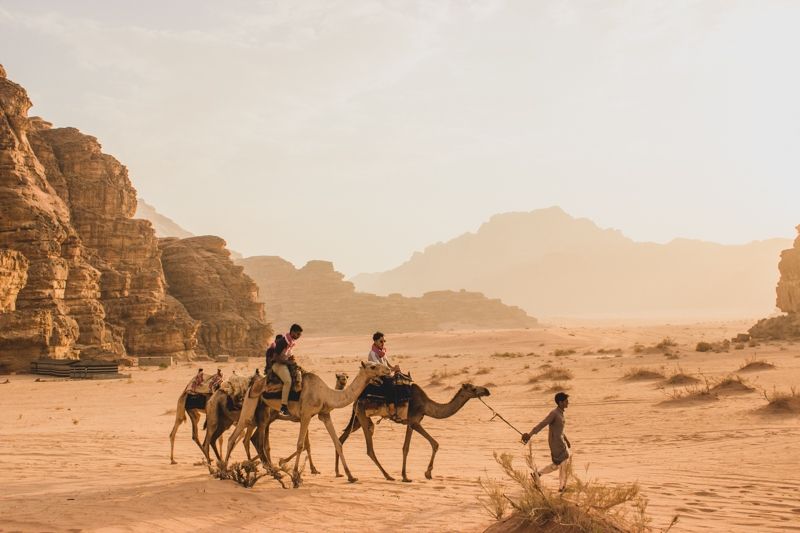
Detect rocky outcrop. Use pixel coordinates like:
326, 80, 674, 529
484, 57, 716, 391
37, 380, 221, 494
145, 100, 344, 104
239, 256, 537, 335
29, 120, 199, 360
0, 250, 27, 312
159, 236, 271, 357
0, 67, 96, 369
0, 65, 206, 369
751, 225, 800, 339
776, 225, 800, 313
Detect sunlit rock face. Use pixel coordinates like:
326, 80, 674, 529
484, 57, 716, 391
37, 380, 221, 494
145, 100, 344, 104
159, 236, 272, 357
0, 64, 208, 368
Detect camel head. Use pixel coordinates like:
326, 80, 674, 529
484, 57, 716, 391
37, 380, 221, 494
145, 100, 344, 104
335, 372, 349, 390
459, 382, 491, 398
360, 361, 392, 380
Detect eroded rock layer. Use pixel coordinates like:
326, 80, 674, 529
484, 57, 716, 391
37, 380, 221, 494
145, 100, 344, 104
239, 256, 537, 335
751, 225, 800, 339
159, 236, 271, 357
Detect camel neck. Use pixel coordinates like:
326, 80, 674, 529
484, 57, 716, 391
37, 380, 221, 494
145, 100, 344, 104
424, 389, 472, 419
327, 369, 370, 410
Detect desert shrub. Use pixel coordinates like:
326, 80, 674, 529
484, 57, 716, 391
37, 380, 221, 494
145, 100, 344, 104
597, 348, 624, 355
475, 367, 493, 376
738, 356, 775, 372
695, 340, 730, 353
528, 367, 574, 383
429, 366, 469, 385
623, 367, 665, 381
656, 337, 678, 350
710, 374, 754, 394
553, 349, 577, 357
492, 352, 524, 359
760, 386, 800, 414
209, 460, 267, 488
479, 449, 658, 533
545, 382, 570, 393
663, 368, 699, 386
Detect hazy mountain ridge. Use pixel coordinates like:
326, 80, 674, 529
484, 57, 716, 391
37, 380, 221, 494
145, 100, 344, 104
352, 207, 791, 318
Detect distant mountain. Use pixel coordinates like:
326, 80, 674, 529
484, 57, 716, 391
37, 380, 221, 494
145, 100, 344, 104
352, 207, 791, 319
238, 256, 537, 335
135, 198, 193, 238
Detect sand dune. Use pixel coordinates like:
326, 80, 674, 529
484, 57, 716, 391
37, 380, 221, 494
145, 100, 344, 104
2, 321, 800, 532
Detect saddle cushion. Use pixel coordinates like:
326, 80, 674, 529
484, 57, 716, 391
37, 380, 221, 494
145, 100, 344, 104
359, 375, 413, 422
185, 393, 208, 410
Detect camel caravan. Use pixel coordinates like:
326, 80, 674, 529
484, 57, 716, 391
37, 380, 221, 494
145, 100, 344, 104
169, 325, 491, 487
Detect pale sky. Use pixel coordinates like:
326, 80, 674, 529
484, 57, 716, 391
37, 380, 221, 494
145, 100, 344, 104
2, 1, 798, 276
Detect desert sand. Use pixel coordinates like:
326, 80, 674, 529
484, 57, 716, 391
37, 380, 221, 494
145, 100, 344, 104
2, 320, 799, 532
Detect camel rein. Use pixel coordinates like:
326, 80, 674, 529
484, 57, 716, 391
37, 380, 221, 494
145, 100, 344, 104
478, 397, 525, 437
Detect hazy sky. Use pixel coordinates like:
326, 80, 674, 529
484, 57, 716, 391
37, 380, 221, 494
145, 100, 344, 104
2, 1, 798, 276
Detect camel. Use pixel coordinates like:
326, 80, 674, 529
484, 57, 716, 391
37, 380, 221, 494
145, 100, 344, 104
169, 388, 214, 464
225, 362, 390, 484
335, 382, 491, 482
204, 372, 349, 474
201, 372, 263, 463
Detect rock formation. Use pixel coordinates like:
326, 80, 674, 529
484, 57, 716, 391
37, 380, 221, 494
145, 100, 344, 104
0, 65, 268, 370
750, 225, 800, 339
159, 236, 271, 357
238, 256, 537, 335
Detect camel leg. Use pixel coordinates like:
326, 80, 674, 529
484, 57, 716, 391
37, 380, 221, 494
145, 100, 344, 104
335, 410, 362, 477
188, 409, 204, 457
411, 423, 440, 480
224, 395, 259, 462
359, 413, 394, 481
401, 424, 414, 482
244, 425, 255, 461
319, 413, 357, 483
169, 412, 185, 465
292, 416, 313, 485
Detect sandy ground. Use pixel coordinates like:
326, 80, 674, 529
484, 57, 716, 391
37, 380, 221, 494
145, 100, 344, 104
2, 320, 800, 532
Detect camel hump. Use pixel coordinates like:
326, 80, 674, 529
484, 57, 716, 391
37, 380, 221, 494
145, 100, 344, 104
248, 376, 266, 398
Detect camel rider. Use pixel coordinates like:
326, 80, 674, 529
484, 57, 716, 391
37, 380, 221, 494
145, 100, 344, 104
368, 332, 400, 373
268, 324, 303, 416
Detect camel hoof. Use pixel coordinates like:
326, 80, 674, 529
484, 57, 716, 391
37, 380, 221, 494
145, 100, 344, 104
385, 476, 395, 481
335, 473, 343, 478
347, 477, 358, 483
170, 460, 177, 465
311, 469, 321, 475
425, 472, 433, 480
402, 478, 412, 483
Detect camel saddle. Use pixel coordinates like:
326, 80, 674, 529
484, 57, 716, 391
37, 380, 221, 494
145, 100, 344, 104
248, 363, 304, 401
359, 373, 413, 423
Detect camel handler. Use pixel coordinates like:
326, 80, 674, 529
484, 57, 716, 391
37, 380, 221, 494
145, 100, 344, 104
265, 324, 303, 416
521, 391, 572, 492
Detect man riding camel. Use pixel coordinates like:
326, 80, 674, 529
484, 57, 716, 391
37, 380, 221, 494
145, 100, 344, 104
265, 324, 303, 416
367, 331, 400, 373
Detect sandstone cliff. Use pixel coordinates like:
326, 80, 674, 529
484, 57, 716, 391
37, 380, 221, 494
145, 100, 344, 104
750, 225, 800, 339
0, 65, 267, 370
238, 256, 537, 335
159, 236, 271, 357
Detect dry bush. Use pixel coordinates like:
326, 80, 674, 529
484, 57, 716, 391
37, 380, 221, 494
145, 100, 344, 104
553, 349, 577, 357
663, 368, 699, 386
545, 382, 570, 393
623, 368, 665, 381
662, 378, 716, 404
484, 382, 497, 388
695, 340, 730, 353
479, 448, 656, 533
492, 352, 524, 359
710, 374, 754, 394
208, 460, 267, 488
738, 356, 775, 372
656, 338, 678, 350
760, 386, 800, 414
475, 367, 493, 376
529, 367, 574, 383
597, 348, 624, 355
429, 366, 469, 385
